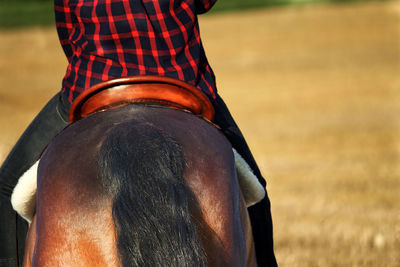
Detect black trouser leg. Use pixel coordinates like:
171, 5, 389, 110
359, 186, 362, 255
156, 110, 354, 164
0, 93, 70, 267
214, 94, 277, 267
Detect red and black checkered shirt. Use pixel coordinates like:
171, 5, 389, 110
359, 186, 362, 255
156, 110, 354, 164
54, 0, 217, 104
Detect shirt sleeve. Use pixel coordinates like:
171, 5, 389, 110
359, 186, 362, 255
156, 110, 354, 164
54, 1, 75, 62
195, 0, 217, 14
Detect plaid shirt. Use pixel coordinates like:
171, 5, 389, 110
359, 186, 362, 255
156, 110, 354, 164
54, 0, 217, 104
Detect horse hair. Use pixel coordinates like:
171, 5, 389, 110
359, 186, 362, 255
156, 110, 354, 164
98, 121, 207, 267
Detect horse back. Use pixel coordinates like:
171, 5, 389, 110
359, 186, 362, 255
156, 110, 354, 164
30, 105, 253, 266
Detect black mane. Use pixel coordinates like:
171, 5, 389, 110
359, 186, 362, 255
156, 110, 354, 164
98, 121, 206, 267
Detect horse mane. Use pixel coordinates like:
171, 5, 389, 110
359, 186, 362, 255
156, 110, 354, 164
98, 121, 207, 267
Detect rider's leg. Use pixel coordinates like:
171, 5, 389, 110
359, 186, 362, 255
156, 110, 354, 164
0, 92, 70, 267
214, 94, 277, 267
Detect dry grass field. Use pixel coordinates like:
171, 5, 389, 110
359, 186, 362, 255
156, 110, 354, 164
0, 1, 399, 266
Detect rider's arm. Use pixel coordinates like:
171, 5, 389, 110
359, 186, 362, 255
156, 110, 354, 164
195, 0, 217, 14
54, 1, 74, 62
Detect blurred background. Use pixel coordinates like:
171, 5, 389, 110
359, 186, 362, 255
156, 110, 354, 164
0, 0, 399, 266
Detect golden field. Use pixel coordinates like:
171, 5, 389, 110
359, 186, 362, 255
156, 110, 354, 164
0, 1, 399, 266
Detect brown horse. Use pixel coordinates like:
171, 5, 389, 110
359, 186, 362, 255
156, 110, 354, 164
22, 104, 257, 266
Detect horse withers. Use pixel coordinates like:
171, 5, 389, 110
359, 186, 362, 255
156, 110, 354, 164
22, 102, 257, 266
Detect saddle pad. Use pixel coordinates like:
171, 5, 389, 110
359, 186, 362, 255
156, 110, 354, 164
11, 161, 38, 222
11, 150, 265, 223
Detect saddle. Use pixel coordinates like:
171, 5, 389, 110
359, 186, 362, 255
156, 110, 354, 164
12, 76, 265, 222
69, 75, 215, 124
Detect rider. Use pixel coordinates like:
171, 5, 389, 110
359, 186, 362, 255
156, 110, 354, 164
0, 1, 277, 266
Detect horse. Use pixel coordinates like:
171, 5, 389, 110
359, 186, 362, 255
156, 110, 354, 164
20, 77, 258, 266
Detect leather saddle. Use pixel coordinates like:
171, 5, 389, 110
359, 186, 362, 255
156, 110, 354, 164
69, 75, 215, 124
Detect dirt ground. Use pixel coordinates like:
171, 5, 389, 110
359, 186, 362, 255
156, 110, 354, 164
0, 1, 399, 266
